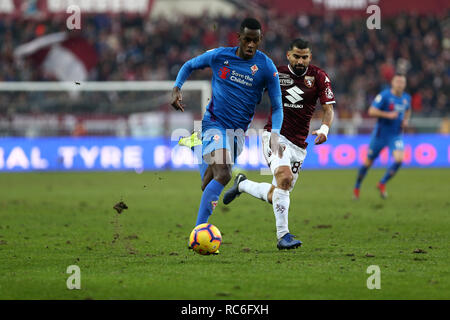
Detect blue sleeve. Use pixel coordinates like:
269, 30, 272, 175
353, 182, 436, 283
174, 49, 217, 89
265, 58, 283, 134
372, 90, 387, 109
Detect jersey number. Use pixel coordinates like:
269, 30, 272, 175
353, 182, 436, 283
291, 161, 303, 174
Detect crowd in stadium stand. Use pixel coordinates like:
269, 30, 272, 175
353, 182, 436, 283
0, 11, 448, 119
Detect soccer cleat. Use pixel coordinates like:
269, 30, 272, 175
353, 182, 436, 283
178, 131, 202, 149
353, 188, 360, 200
277, 233, 302, 250
223, 173, 247, 205
377, 182, 387, 199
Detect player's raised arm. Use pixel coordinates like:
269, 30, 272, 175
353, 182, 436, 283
265, 59, 283, 155
312, 70, 335, 145
171, 49, 217, 112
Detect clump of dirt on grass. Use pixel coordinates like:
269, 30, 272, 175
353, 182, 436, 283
314, 224, 332, 229
111, 200, 138, 255
113, 201, 128, 214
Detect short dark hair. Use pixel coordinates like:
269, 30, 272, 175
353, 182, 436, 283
240, 18, 262, 32
289, 38, 310, 51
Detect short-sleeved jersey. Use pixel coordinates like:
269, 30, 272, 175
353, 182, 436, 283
264, 64, 336, 149
371, 88, 411, 137
175, 47, 282, 132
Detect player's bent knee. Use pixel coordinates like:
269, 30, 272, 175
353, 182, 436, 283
393, 151, 404, 163
275, 167, 293, 190
212, 165, 232, 185
365, 158, 374, 167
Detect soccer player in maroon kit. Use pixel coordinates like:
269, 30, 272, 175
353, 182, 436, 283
223, 39, 336, 249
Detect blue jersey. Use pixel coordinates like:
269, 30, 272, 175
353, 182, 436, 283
174, 47, 283, 133
371, 88, 411, 137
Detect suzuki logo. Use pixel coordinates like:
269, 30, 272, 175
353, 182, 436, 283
286, 86, 304, 104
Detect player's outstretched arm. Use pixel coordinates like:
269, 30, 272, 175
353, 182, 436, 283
368, 106, 398, 120
171, 49, 217, 112
312, 103, 334, 145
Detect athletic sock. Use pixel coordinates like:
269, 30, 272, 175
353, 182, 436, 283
380, 162, 402, 184
355, 165, 369, 189
272, 188, 290, 239
195, 179, 224, 226
238, 179, 272, 202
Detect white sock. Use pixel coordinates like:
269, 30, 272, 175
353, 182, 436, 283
272, 188, 290, 239
238, 179, 271, 202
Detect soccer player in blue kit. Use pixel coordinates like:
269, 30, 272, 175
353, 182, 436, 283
171, 18, 286, 243
354, 74, 411, 199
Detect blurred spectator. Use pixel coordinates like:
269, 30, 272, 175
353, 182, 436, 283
72, 121, 87, 137
0, 11, 448, 118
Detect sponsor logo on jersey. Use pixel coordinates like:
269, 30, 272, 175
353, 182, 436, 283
278, 73, 290, 79
280, 78, 294, 86
251, 64, 259, 75
284, 102, 304, 108
230, 70, 254, 87
388, 100, 407, 112
219, 66, 230, 79
304, 76, 315, 88
285, 86, 304, 104
394, 103, 407, 112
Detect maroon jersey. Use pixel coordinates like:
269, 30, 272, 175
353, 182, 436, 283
264, 64, 335, 149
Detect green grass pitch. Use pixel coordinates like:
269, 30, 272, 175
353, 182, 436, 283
0, 169, 449, 299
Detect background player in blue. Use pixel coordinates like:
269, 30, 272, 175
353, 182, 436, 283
170, 18, 283, 233
354, 74, 411, 199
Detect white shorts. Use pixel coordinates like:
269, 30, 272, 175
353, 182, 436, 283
262, 130, 307, 192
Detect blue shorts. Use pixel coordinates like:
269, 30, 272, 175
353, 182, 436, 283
368, 135, 404, 160
201, 119, 245, 164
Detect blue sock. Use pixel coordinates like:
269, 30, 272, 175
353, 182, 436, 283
380, 162, 402, 184
355, 165, 369, 189
195, 179, 224, 226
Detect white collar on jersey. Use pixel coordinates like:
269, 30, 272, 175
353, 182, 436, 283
288, 64, 308, 77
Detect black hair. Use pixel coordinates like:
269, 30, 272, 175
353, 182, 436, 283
240, 18, 262, 32
289, 38, 310, 51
